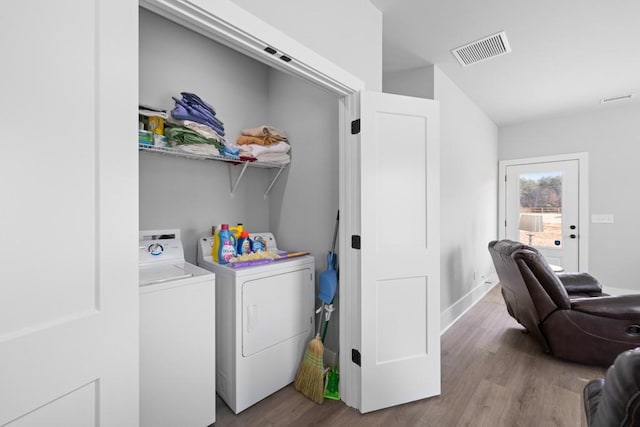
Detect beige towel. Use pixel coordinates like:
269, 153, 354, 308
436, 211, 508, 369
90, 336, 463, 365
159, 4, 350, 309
242, 125, 288, 141
236, 135, 280, 146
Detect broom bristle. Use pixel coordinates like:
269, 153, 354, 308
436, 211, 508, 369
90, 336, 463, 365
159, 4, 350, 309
294, 336, 325, 404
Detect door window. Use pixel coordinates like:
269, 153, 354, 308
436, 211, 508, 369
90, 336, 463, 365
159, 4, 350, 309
518, 171, 562, 248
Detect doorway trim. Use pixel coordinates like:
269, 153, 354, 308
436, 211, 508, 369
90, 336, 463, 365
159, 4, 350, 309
498, 152, 589, 271
140, 0, 366, 410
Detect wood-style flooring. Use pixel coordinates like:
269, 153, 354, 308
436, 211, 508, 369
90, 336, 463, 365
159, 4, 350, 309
213, 285, 606, 426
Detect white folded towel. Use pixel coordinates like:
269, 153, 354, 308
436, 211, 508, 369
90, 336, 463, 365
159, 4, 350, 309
240, 141, 290, 157
166, 117, 226, 142
256, 152, 291, 165
175, 143, 220, 157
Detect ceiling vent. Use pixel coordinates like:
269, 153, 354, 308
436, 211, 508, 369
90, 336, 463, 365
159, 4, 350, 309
452, 31, 511, 67
601, 93, 634, 104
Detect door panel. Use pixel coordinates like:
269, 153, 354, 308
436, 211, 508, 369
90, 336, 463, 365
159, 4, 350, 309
242, 268, 313, 357
358, 91, 440, 413
0, 1, 138, 425
505, 160, 580, 271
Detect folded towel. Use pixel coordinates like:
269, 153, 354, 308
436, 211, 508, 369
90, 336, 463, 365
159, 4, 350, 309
165, 126, 223, 152
242, 125, 288, 141
166, 117, 226, 142
255, 152, 291, 165
236, 135, 280, 146
139, 109, 168, 119
238, 141, 290, 157
180, 92, 216, 116
171, 98, 225, 136
175, 143, 220, 157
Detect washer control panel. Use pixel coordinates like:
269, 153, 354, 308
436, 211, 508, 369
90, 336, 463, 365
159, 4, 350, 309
139, 229, 184, 265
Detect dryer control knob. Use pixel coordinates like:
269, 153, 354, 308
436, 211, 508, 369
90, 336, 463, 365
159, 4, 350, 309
148, 243, 164, 256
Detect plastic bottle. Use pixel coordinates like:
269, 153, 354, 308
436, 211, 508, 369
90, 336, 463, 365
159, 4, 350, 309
211, 229, 221, 262
236, 230, 253, 255
217, 224, 237, 264
251, 236, 265, 253
229, 223, 243, 238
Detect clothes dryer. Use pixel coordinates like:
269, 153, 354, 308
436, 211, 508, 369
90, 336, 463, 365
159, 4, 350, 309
139, 229, 216, 427
197, 233, 315, 414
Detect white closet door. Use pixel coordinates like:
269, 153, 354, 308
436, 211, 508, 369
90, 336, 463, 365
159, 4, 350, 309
0, 1, 138, 426
357, 91, 441, 413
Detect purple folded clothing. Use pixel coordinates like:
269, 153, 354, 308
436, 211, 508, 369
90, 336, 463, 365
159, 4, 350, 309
171, 101, 226, 136
181, 92, 216, 116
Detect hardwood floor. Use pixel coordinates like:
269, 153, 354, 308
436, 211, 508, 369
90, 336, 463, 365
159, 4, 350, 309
213, 285, 606, 426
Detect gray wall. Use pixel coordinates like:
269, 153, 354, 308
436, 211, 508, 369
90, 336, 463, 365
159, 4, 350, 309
383, 65, 499, 328
266, 70, 340, 349
139, 8, 271, 263
499, 103, 640, 292
139, 8, 341, 347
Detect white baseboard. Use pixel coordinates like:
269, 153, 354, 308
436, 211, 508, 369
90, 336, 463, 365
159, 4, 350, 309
440, 273, 499, 335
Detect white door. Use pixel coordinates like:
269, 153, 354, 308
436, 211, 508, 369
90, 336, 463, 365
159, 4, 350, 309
505, 160, 580, 271
356, 91, 440, 413
0, 2, 138, 426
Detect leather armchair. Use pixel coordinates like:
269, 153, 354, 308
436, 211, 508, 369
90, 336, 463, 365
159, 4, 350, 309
488, 240, 640, 366
584, 347, 640, 426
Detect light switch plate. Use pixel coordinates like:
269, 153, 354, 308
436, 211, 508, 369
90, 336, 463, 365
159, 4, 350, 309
592, 214, 614, 224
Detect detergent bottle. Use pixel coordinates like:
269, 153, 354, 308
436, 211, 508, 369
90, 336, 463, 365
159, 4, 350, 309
217, 224, 237, 264
211, 228, 221, 262
236, 230, 253, 255
230, 223, 243, 239
252, 236, 265, 252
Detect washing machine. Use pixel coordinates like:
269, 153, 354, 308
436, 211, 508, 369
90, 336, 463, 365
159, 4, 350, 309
197, 233, 315, 414
139, 229, 216, 427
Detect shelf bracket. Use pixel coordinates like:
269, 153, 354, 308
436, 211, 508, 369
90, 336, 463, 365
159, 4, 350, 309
263, 165, 286, 199
228, 162, 250, 198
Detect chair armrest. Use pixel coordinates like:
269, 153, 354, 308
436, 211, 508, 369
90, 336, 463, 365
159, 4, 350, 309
558, 272, 602, 294
571, 295, 640, 321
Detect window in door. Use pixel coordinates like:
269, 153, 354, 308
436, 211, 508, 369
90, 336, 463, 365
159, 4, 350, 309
518, 171, 562, 248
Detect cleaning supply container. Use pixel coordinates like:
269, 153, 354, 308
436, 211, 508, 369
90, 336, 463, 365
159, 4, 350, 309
236, 230, 253, 255
217, 224, 237, 264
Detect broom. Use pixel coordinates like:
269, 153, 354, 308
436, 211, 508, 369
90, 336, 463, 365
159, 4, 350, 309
294, 211, 340, 404
294, 305, 325, 404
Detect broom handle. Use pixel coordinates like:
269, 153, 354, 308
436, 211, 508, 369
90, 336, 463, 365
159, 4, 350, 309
316, 302, 325, 337
330, 211, 339, 254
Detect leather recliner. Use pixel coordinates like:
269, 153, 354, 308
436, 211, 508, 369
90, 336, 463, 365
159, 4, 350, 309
488, 239, 640, 366
583, 347, 640, 426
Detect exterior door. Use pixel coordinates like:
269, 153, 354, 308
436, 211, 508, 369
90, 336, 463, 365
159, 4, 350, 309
0, 2, 138, 426
504, 160, 580, 271
356, 91, 441, 413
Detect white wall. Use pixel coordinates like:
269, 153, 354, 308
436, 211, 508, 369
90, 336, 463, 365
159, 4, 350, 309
384, 66, 435, 99
230, 0, 382, 91
499, 103, 640, 293
434, 67, 498, 327
383, 66, 499, 330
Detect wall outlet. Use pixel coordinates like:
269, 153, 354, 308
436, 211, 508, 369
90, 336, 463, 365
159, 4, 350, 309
592, 214, 614, 224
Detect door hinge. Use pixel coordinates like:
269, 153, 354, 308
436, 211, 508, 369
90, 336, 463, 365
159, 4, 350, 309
352, 349, 361, 366
351, 119, 361, 135
504, 174, 507, 182
351, 235, 361, 249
